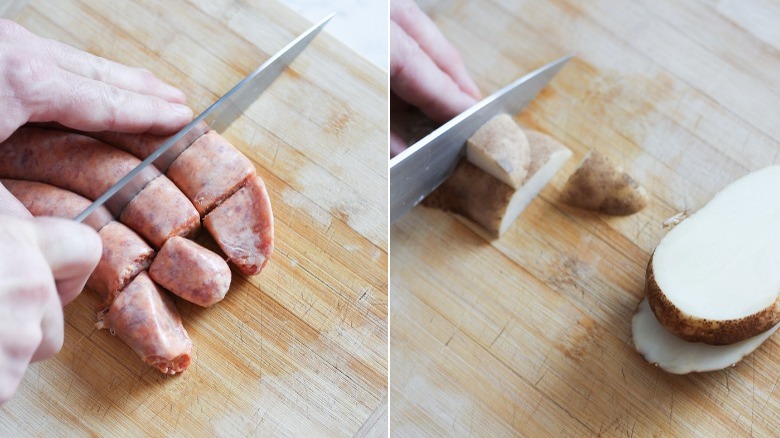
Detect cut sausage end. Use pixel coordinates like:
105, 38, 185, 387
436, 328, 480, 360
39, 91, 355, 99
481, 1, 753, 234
167, 130, 257, 216
150, 236, 231, 307
89, 222, 155, 302
96, 272, 192, 374
204, 176, 273, 275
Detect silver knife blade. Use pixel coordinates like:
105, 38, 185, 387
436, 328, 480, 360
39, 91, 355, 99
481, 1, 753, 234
73, 13, 335, 224
389, 55, 572, 223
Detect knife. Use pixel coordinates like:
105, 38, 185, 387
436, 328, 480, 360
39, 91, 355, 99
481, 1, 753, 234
73, 13, 335, 224
389, 55, 572, 223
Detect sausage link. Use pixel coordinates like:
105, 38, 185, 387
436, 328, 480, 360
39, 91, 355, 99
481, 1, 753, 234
0, 127, 200, 247
0, 128, 159, 201
149, 236, 231, 307
87, 121, 209, 166
2, 179, 153, 300
1, 179, 112, 230
204, 176, 273, 275
96, 272, 192, 375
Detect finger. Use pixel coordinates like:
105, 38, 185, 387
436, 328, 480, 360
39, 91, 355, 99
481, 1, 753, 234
390, 91, 411, 112
0, 183, 32, 219
391, 0, 481, 100
39, 38, 186, 104
29, 70, 192, 135
33, 217, 102, 305
390, 130, 407, 157
390, 21, 477, 122
30, 294, 63, 362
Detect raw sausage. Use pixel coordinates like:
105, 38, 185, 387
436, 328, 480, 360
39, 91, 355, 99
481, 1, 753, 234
0, 128, 160, 203
0, 127, 201, 247
2, 179, 154, 300
166, 130, 256, 215
120, 175, 201, 248
89, 222, 155, 302
91, 128, 256, 216
0, 182, 33, 218
1, 179, 112, 230
96, 272, 192, 375
204, 176, 274, 275
87, 121, 209, 168
149, 236, 231, 307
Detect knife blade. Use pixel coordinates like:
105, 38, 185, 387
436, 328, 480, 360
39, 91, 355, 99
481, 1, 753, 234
73, 13, 335, 224
389, 55, 572, 223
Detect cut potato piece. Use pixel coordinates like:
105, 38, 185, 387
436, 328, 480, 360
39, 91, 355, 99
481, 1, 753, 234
424, 131, 571, 238
561, 150, 648, 215
647, 165, 780, 344
632, 298, 779, 374
466, 114, 530, 189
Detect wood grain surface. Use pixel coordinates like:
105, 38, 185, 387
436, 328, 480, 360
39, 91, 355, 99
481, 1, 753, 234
0, 0, 388, 436
391, 0, 780, 435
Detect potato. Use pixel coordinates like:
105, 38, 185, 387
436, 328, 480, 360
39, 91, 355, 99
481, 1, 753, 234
645, 165, 780, 344
632, 298, 780, 374
424, 129, 571, 238
466, 114, 530, 189
560, 150, 648, 215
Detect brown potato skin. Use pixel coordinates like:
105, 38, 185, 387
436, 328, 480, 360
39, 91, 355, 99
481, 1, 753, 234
422, 160, 514, 238
561, 150, 648, 215
646, 254, 780, 345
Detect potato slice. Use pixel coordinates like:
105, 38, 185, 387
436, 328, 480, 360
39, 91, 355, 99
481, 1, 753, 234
632, 298, 779, 374
561, 150, 648, 215
647, 165, 780, 344
424, 130, 571, 238
466, 114, 530, 189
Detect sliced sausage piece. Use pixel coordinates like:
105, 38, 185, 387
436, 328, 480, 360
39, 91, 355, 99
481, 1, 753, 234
204, 176, 273, 275
120, 175, 201, 248
0, 127, 200, 246
149, 236, 231, 307
89, 222, 155, 302
96, 272, 192, 375
1, 179, 112, 230
166, 130, 256, 215
2, 179, 153, 299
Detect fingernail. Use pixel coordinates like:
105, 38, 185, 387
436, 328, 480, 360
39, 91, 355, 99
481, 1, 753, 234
166, 85, 187, 103
172, 104, 192, 116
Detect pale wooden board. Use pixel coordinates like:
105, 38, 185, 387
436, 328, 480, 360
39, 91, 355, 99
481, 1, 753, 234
0, 0, 387, 436
391, 0, 780, 435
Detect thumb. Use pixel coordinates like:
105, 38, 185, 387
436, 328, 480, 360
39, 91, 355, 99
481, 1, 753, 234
33, 217, 102, 305
0, 182, 32, 219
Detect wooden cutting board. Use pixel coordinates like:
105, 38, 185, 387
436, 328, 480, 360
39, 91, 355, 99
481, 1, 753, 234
392, 0, 780, 435
0, 0, 387, 436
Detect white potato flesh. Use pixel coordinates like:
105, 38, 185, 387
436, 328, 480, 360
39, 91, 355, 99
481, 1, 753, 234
497, 145, 572, 235
466, 114, 530, 189
632, 299, 779, 374
652, 165, 780, 320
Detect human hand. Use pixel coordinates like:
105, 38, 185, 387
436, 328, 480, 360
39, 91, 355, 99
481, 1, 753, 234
0, 19, 192, 143
390, 0, 481, 155
0, 192, 101, 404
